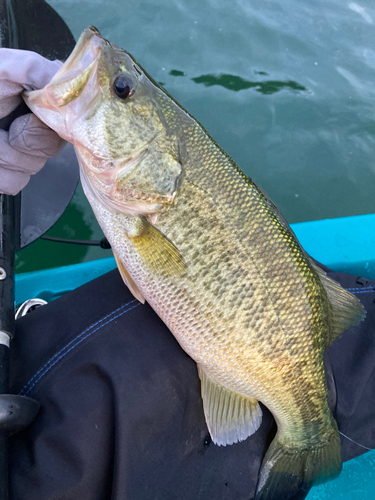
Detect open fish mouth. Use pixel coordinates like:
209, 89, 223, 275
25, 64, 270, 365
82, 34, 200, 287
25, 27, 102, 104
23, 27, 106, 140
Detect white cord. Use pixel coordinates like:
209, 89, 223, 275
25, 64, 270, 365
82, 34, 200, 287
339, 431, 373, 451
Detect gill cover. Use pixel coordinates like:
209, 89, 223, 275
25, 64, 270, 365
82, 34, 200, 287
25, 26, 184, 217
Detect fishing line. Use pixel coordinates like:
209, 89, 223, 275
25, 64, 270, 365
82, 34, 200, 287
339, 431, 373, 451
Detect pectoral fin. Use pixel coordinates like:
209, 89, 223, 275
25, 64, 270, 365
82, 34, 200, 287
128, 216, 186, 277
113, 251, 145, 304
198, 366, 262, 446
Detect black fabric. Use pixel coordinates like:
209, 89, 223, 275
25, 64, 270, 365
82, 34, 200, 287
8, 268, 375, 500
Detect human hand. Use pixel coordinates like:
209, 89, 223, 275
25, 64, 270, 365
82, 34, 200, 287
0, 49, 65, 195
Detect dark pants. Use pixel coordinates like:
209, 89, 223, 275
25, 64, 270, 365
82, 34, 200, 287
9, 268, 375, 500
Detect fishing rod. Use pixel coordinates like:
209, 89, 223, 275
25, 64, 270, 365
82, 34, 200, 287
0, 0, 78, 497
0, 195, 40, 500
0, 4, 38, 498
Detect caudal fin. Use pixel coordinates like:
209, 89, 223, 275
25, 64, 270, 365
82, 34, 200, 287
255, 428, 341, 500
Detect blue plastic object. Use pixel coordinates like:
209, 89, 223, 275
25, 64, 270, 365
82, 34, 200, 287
15, 256, 117, 306
292, 214, 375, 279
15, 213, 375, 307
306, 449, 375, 500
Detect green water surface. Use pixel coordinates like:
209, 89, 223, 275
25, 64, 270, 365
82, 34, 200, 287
16, 0, 375, 272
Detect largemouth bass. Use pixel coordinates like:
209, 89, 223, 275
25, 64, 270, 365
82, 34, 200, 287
24, 27, 366, 500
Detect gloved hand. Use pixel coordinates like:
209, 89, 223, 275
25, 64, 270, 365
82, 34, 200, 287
0, 49, 65, 195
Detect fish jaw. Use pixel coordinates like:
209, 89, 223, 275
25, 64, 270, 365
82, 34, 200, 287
24, 27, 104, 141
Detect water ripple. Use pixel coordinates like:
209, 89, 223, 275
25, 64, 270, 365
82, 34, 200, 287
348, 3, 373, 24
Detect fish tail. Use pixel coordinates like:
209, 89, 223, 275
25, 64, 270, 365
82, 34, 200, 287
255, 427, 341, 500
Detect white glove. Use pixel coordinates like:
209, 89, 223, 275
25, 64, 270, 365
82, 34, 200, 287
0, 49, 65, 195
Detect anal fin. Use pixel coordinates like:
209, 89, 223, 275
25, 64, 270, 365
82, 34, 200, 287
198, 366, 262, 446
113, 251, 145, 304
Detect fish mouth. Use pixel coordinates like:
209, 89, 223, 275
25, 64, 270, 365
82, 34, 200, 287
51, 26, 103, 88
23, 27, 107, 137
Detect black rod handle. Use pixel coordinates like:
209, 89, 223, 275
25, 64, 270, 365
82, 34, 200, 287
0, 194, 18, 500
0, 194, 40, 500
0, 345, 9, 500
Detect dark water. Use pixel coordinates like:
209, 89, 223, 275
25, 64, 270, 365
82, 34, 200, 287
16, 0, 375, 272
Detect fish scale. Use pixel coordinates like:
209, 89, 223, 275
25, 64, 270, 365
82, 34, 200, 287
148, 176, 327, 428
24, 26, 366, 500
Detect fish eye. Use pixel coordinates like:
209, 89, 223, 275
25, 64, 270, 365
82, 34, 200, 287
113, 74, 134, 99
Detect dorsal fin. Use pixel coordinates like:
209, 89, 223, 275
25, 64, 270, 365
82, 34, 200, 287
313, 264, 366, 346
198, 366, 262, 446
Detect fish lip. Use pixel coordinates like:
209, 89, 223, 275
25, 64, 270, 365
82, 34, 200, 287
23, 27, 106, 139
24, 26, 105, 111
57, 26, 103, 76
